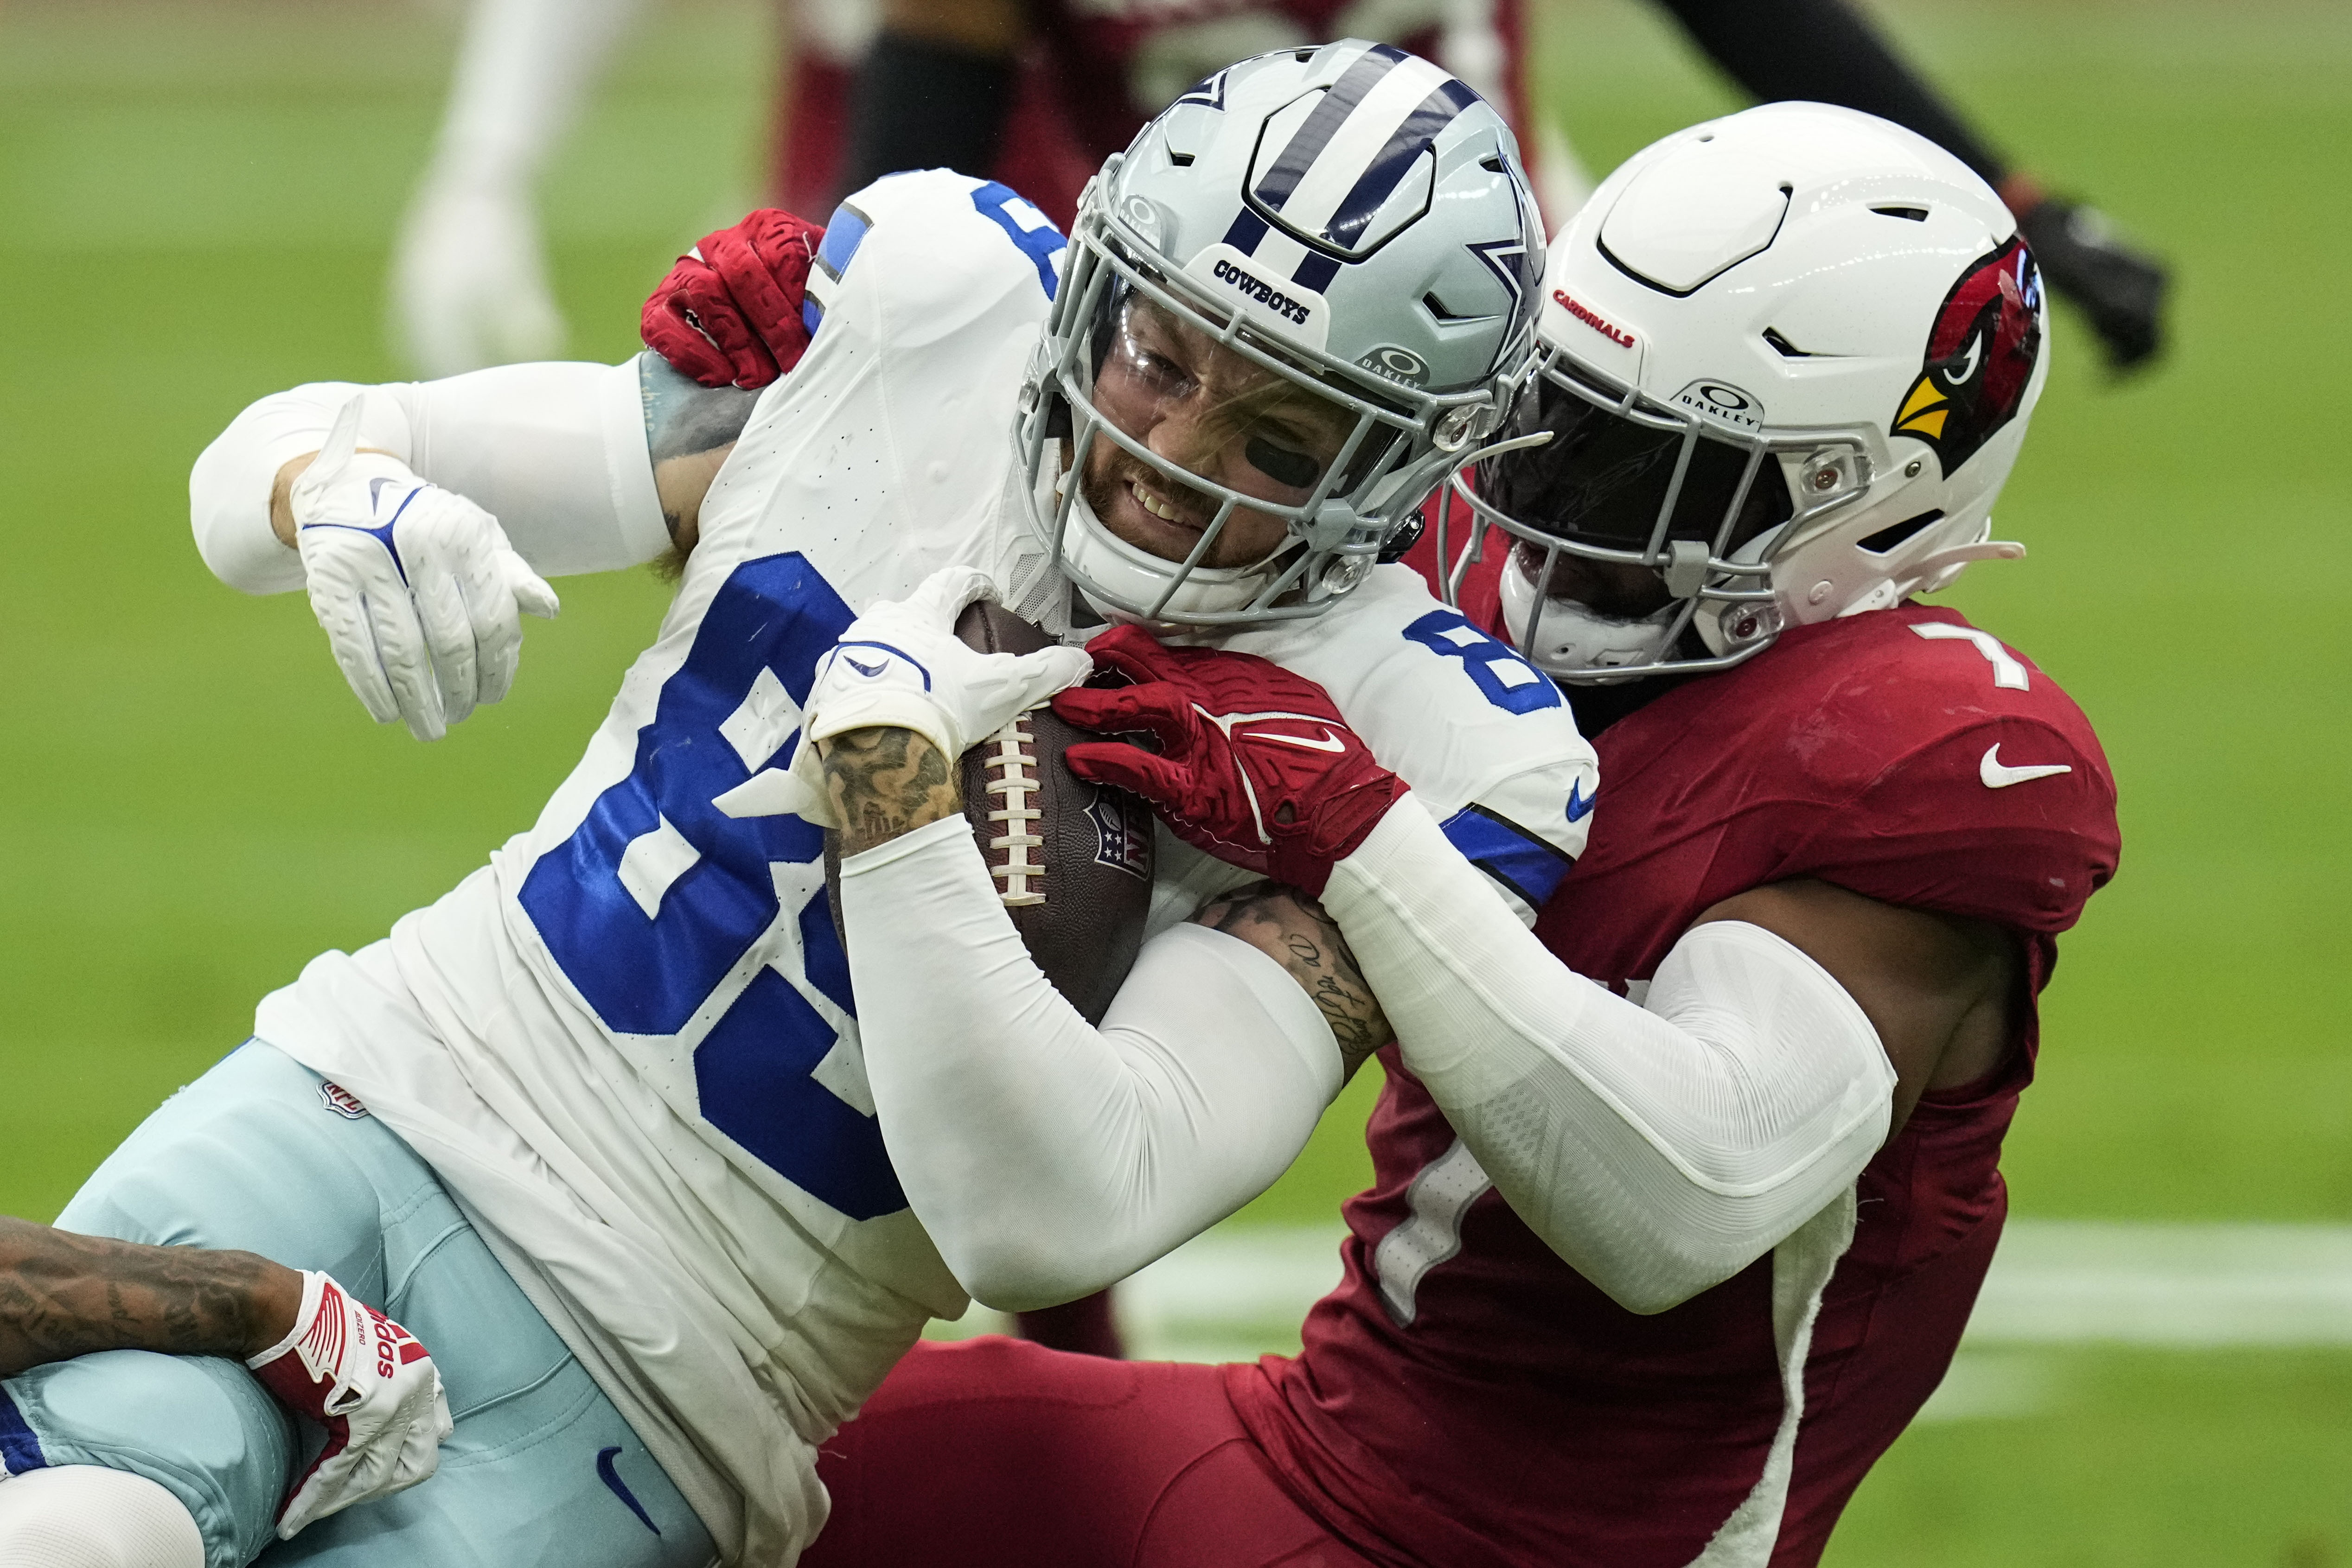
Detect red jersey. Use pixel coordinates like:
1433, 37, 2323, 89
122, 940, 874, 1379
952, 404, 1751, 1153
1225, 599, 2121, 1567
773, 1, 1536, 233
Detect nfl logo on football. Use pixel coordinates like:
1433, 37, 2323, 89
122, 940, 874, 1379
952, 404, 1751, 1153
1086, 788, 1152, 880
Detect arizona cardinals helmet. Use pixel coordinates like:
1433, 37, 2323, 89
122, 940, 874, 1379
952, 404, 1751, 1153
1021, 40, 1544, 626
1438, 101, 2049, 680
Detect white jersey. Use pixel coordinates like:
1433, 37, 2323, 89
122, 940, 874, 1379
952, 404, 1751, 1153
256, 170, 1596, 1564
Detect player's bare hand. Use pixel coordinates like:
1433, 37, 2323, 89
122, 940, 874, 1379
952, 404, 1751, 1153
245, 1269, 453, 1538
289, 396, 560, 741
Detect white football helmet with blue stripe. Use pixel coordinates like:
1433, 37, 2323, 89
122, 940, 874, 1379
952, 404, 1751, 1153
1020, 39, 1544, 626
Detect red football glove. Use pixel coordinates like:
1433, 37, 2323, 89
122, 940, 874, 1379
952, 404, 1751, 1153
640, 207, 825, 389
1053, 625, 1407, 896
246, 1270, 452, 1537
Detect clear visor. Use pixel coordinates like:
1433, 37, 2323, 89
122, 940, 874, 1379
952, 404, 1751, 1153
1477, 357, 1797, 560
1021, 214, 1506, 625
1081, 288, 1382, 564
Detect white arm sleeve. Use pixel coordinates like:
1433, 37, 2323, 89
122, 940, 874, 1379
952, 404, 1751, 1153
840, 815, 1343, 1312
1323, 795, 1897, 1314
188, 359, 666, 594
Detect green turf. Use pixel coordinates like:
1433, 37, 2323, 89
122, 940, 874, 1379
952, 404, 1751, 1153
0, 0, 2346, 1558
0, 0, 770, 1222
1834, 1350, 2352, 1565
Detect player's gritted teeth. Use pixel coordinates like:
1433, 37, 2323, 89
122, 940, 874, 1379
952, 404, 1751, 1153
1081, 446, 1286, 570
1130, 478, 1185, 524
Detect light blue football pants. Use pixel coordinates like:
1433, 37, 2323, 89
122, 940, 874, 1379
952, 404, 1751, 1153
0, 1042, 717, 1568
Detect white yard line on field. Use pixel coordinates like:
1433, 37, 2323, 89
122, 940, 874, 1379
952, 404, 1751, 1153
1960, 1219, 2352, 1346
930, 1219, 2352, 1390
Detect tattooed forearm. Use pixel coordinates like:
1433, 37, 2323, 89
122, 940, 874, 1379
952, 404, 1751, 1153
1192, 881, 1391, 1078
639, 350, 760, 467
823, 726, 962, 857
0, 1216, 301, 1376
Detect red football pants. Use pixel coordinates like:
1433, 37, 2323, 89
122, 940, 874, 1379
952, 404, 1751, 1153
804, 1337, 1376, 1568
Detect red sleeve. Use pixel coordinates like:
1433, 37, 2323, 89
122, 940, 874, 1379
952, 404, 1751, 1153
1399, 493, 1509, 635
1791, 713, 2120, 937
640, 207, 826, 390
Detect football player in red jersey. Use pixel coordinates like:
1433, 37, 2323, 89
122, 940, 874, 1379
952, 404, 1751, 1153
1, 99, 2116, 1568
793, 103, 2118, 1568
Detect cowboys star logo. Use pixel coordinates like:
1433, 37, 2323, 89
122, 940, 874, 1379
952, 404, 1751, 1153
1891, 236, 2044, 474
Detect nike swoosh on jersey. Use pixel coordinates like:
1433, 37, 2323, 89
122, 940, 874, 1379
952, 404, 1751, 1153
1566, 778, 1596, 823
1980, 743, 2072, 789
1238, 728, 1347, 753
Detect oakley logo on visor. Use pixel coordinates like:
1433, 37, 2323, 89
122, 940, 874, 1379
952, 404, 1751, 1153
1358, 345, 1429, 386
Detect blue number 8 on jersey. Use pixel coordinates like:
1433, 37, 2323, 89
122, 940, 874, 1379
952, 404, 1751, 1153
1404, 609, 1563, 714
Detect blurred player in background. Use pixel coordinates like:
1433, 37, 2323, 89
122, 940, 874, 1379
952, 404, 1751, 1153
395, 0, 2168, 383
793, 103, 2122, 1568
0, 45, 1595, 1566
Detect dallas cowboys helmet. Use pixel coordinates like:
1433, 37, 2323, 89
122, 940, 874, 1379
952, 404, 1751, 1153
1021, 39, 1544, 625
1441, 102, 2050, 681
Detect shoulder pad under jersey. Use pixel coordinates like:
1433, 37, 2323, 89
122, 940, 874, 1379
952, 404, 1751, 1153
801, 170, 1068, 346
684, 171, 1067, 605
1222, 566, 1601, 924
1773, 607, 2118, 933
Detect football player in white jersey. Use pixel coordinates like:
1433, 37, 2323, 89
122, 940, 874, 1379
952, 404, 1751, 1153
0, 43, 1598, 1568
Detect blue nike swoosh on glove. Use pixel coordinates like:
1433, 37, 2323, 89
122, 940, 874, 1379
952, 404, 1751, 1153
835, 640, 931, 689
1566, 779, 1596, 823
299, 516, 413, 586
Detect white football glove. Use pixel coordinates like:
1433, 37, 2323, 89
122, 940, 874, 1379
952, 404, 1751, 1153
290, 396, 560, 741
390, 176, 566, 376
244, 1269, 454, 1539
784, 567, 1093, 828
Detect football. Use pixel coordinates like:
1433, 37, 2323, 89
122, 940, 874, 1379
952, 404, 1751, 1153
824, 600, 1155, 1025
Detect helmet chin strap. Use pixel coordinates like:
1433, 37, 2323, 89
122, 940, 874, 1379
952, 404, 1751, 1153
1498, 556, 1681, 680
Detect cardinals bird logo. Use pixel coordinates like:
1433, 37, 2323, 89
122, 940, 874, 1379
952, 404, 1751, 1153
1890, 237, 2044, 474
